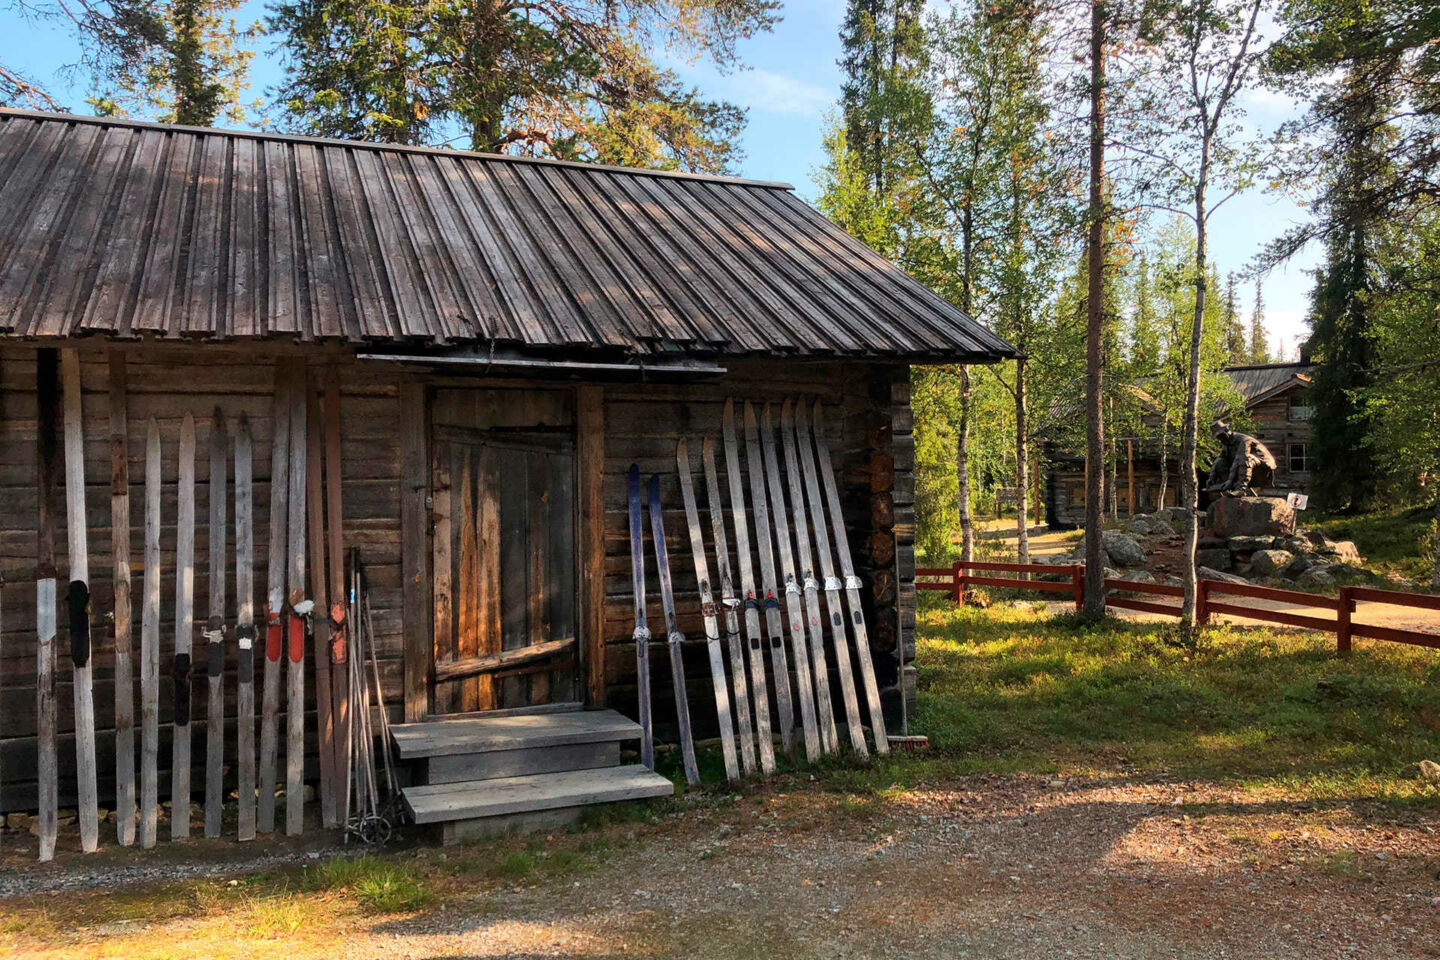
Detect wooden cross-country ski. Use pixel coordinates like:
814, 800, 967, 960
722, 399, 775, 774
172, 412, 197, 838
204, 409, 228, 838
109, 356, 136, 846
812, 402, 889, 755
759, 403, 822, 762
324, 369, 350, 822
234, 415, 257, 841
780, 400, 838, 752
625, 465, 653, 769
794, 402, 866, 755
61, 349, 100, 852
303, 381, 337, 828
648, 473, 700, 786
139, 418, 161, 847
742, 401, 796, 758
258, 368, 291, 834
702, 436, 755, 774
676, 439, 739, 782
35, 350, 59, 861
286, 363, 309, 836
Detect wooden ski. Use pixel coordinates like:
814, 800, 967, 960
303, 381, 337, 828
722, 399, 775, 774
794, 401, 867, 755
676, 439, 740, 782
286, 363, 309, 836
742, 401, 796, 758
702, 436, 755, 774
324, 369, 350, 823
780, 400, 839, 753
812, 402, 889, 755
35, 349, 59, 861
204, 409, 228, 838
648, 473, 700, 786
109, 356, 136, 846
625, 465, 653, 769
172, 412, 197, 838
61, 349, 100, 852
759, 403, 822, 762
139, 418, 161, 847
258, 367, 291, 834
234, 415, 257, 841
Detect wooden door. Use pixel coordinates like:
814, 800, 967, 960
431, 390, 579, 714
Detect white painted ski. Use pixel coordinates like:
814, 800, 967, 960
139, 418, 161, 848
625, 464, 653, 769
35, 350, 59, 861
204, 408, 228, 838
812, 402, 889, 755
649, 473, 700, 786
779, 400, 839, 753
676, 438, 740, 782
61, 349, 100, 852
234, 415, 257, 841
172, 412, 197, 838
108, 355, 135, 846
742, 401, 796, 758
701, 436, 756, 774
759, 403, 822, 762
258, 367, 291, 834
722, 399, 775, 774
795, 401, 866, 755
285, 363, 308, 836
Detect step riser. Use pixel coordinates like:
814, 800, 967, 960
438, 806, 586, 845
423, 742, 620, 784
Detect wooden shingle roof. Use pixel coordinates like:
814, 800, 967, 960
0, 110, 1013, 362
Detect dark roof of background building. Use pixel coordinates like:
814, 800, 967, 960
1223, 362, 1313, 406
0, 109, 1014, 362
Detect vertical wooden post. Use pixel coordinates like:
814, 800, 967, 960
1072, 564, 1084, 614
952, 559, 964, 606
400, 382, 430, 723
577, 385, 606, 707
1337, 585, 1353, 655
109, 354, 135, 846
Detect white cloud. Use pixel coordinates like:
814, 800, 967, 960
719, 68, 836, 117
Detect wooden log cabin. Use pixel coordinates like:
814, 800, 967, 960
0, 109, 1012, 842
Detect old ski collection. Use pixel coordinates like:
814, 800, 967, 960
624, 395, 890, 784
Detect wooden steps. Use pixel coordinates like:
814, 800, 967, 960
391, 709, 673, 844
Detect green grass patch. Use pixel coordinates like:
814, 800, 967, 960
1308, 503, 1437, 587
301, 855, 432, 913
891, 601, 1440, 802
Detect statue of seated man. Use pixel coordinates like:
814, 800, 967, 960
1205, 420, 1276, 496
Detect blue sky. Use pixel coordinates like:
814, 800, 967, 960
0, 0, 1319, 354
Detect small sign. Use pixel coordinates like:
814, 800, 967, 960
1286, 492, 1309, 511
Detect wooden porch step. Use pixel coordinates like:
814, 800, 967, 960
390, 709, 641, 760
402, 764, 673, 827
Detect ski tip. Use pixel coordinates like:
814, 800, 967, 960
648, 472, 661, 499
702, 434, 714, 458
781, 397, 793, 424
812, 398, 825, 427
676, 436, 688, 464
743, 399, 757, 428
762, 402, 773, 429
629, 462, 639, 483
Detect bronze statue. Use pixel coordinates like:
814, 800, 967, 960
1205, 420, 1276, 496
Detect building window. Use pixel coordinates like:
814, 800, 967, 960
1288, 396, 1313, 421
1289, 443, 1310, 474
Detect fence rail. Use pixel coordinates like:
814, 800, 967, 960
920, 561, 1439, 654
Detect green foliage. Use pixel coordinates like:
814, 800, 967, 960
305, 855, 433, 913
269, 0, 777, 168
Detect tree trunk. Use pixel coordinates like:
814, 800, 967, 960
957, 365, 975, 563
1180, 170, 1210, 627
1016, 357, 1030, 565
1157, 417, 1169, 509
1082, 0, 1108, 621
1432, 483, 1439, 589
1106, 400, 1119, 521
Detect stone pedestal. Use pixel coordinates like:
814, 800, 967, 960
1207, 496, 1296, 538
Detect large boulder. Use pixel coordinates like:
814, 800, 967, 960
1282, 553, 1316, 579
1249, 549, 1295, 578
1195, 548, 1232, 571
1129, 517, 1153, 537
1208, 496, 1296, 538
1298, 565, 1336, 588
1101, 531, 1148, 567
1227, 535, 1280, 554
1149, 519, 1177, 537
1198, 566, 1249, 585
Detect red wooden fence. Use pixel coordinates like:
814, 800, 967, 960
919, 560, 1439, 653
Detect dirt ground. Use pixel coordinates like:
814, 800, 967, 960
5, 773, 1439, 959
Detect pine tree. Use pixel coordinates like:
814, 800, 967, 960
1249, 282, 1270, 363
1222, 273, 1246, 364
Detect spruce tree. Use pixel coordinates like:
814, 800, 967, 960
1249, 282, 1270, 363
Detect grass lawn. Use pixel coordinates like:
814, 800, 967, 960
1307, 502, 1438, 587
865, 599, 1440, 800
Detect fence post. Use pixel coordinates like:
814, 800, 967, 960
1196, 579, 1210, 628
1337, 585, 1353, 656
1072, 564, 1084, 614
953, 559, 965, 607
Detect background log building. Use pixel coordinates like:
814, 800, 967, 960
0, 109, 1012, 816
